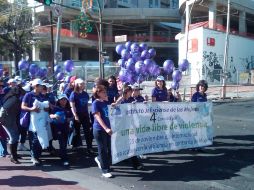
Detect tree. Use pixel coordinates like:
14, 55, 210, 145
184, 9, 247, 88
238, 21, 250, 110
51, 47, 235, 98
0, 0, 33, 71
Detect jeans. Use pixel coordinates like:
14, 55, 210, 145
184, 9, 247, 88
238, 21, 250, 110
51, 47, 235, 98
19, 127, 28, 144
56, 130, 68, 161
0, 138, 7, 157
73, 112, 92, 149
28, 131, 42, 159
93, 128, 111, 173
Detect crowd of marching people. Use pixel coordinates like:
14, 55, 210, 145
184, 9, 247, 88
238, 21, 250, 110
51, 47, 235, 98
0, 70, 208, 178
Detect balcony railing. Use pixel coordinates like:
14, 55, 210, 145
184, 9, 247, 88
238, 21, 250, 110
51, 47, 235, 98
34, 26, 177, 43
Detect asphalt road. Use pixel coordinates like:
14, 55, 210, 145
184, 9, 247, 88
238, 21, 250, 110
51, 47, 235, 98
4, 99, 254, 190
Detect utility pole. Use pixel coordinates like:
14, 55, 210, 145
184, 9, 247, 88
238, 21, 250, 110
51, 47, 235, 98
97, 0, 104, 79
222, 0, 230, 99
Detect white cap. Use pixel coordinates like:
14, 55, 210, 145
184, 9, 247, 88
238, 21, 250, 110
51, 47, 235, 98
74, 78, 84, 85
131, 83, 143, 90
42, 83, 53, 88
156, 75, 165, 81
31, 78, 43, 86
22, 83, 31, 92
7, 78, 17, 84
58, 94, 68, 100
14, 76, 22, 81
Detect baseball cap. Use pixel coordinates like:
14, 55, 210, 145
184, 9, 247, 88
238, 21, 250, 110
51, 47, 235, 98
22, 83, 31, 92
58, 94, 68, 101
156, 75, 165, 81
131, 84, 143, 90
31, 78, 43, 86
7, 78, 17, 84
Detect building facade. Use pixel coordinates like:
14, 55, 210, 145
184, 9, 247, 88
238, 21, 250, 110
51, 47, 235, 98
32, 0, 181, 67
178, 0, 254, 85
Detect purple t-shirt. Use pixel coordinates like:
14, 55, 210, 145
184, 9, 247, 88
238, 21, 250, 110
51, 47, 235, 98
22, 91, 44, 108
69, 91, 89, 113
191, 92, 207, 102
92, 100, 110, 131
151, 87, 168, 102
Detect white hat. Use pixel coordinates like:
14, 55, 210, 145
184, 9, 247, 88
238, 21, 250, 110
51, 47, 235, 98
58, 94, 68, 101
14, 76, 22, 81
156, 75, 165, 81
42, 83, 53, 88
7, 78, 17, 84
75, 78, 84, 85
131, 83, 143, 90
22, 83, 31, 92
31, 78, 43, 86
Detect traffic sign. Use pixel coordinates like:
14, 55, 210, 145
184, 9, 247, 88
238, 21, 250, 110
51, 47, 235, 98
54, 52, 62, 61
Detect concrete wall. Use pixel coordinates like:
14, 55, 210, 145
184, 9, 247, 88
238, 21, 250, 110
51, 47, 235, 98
178, 27, 254, 85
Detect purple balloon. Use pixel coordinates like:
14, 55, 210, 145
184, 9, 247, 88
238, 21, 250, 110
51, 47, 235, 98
40, 68, 48, 78
141, 50, 150, 60
155, 67, 161, 76
64, 60, 74, 73
179, 59, 189, 72
163, 60, 174, 74
125, 41, 132, 51
148, 48, 156, 58
131, 52, 141, 62
135, 60, 146, 74
144, 59, 154, 71
139, 43, 148, 51
171, 81, 180, 90
121, 49, 131, 60
118, 69, 132, 82
54, 65, 62, 74
36, 68, 48, 78
172, 70, 182, 82
18, 60, 29, 71
118, 59, 126, 68
56, 72, 65, 81
116, 44, 125, 55
29, 64, 39, 75
126, 58, 135, 71
130, 43, 140, 53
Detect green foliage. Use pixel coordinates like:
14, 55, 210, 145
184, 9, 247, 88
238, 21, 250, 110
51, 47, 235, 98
73, 12, 93, 37
0, 0, 34, 70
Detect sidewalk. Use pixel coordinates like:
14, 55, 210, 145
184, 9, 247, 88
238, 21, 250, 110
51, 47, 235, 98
0, 157, 87, 190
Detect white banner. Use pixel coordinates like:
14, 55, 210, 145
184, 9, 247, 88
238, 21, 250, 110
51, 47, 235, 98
109, 102, 213, 164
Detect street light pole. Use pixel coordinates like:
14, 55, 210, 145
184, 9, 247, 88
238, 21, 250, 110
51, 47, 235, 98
97, 0, 104, 79
222, 0, 230, 99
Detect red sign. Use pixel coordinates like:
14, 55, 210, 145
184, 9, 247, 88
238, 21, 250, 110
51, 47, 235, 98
207, 37, 215, 46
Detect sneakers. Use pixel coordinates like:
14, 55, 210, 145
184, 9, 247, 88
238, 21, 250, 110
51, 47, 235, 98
95, 157, 101, 169
102, 172, 113, 178
31, 158, 41, 166
17, 143, 29, 151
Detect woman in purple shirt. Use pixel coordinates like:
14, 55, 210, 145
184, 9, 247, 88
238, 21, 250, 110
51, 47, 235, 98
70, 79, 93, 154
151, 75, 168, 102
191, 80, 208, 102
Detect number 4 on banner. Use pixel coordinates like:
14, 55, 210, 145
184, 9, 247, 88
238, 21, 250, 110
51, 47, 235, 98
150, 113, 156, 123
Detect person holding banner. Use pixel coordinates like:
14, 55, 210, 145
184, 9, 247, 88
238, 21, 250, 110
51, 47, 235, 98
167, 88, 182, 102
191, 80, 208, 102
151, 75, 168, 102
131, 84, 145, 103
92, 85, 113, 178
120, 86, 144, 170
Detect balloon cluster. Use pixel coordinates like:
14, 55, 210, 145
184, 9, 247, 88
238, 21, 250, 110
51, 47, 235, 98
116, 42, 160, 84
18, 59, 75, 81
170, 59, 189, 90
